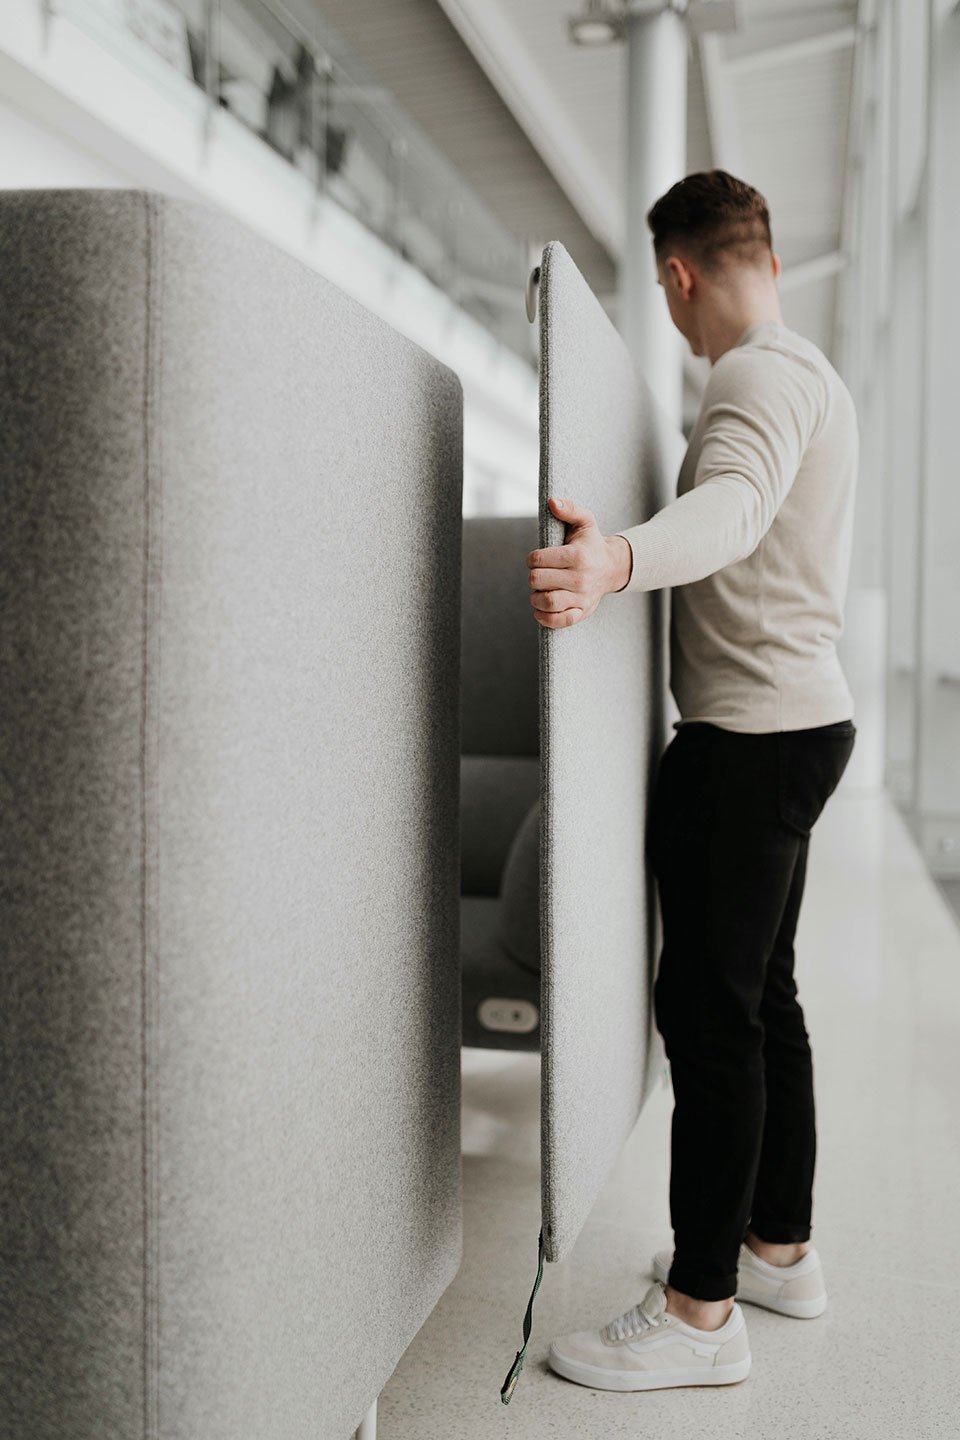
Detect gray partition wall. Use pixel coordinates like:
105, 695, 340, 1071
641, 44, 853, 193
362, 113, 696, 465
0, 190, 463, 1440
538, 241, 686, 1263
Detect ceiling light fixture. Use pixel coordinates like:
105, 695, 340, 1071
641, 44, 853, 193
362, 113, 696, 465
568, 0, 627, 46
567, 0, 739, 47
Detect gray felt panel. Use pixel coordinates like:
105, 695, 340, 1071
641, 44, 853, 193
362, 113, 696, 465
0, 189, 463, 1440
537, 241, 686, 1263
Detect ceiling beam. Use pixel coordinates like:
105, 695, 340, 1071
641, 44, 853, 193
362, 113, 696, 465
778, 249, 849, 291
727, 24, 858, 76
433, 0, 623, 256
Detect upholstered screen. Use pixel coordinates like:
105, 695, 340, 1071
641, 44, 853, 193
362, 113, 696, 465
0, 189, 463, 1440
538, 241, 686, 1263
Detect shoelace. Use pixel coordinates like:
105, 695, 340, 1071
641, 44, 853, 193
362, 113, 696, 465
600, 1298, 664, 1344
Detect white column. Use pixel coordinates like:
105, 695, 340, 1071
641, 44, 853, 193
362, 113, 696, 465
620, 1, 688, 426
882, 0, 926, 804
917, 0, 960, 860
354, 1397, 377, 1440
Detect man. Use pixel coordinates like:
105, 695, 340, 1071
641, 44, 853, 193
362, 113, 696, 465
530, 170, 858, 1392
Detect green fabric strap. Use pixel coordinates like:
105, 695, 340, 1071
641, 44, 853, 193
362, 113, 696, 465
500, 1227, 545, 1404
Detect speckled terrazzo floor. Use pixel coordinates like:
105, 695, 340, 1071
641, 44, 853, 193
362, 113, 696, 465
376, 789, 960, 1439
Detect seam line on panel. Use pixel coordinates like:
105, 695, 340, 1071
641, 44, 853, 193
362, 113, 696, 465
141, 191, 163, 1440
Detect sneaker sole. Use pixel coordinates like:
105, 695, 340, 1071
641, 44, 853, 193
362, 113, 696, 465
547, 1345, 752, 1391
651, 1254, 827, 1319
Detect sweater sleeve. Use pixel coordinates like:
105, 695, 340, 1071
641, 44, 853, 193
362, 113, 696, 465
613, 346, 828, 593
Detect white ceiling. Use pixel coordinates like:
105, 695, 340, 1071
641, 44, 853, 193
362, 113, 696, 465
311, 0, 860, 365
300, 0, 619, 293
435, 0, 858, 355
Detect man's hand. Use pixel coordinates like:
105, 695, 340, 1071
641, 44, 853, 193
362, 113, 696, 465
526, 496, 633, 628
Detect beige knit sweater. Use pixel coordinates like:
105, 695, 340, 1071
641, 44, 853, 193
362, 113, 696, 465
615, 319, 858, 733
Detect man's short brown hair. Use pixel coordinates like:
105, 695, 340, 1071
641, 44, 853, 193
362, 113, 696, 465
646, 170, 774, 274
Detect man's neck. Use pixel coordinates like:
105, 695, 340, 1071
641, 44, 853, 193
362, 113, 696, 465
701, 300, 785, 365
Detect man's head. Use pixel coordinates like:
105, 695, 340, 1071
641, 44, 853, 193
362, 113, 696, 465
646, 170, 782, 358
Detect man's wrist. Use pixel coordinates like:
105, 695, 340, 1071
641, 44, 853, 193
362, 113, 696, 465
604, 534, 633, 593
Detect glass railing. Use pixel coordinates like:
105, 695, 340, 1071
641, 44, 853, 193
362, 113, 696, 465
42, 0, 537, 364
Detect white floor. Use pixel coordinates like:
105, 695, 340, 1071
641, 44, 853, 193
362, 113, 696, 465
379, 788, 960, 1438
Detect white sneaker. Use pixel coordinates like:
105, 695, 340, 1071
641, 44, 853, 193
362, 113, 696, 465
547, 1279, 751, 1392
651, 1242, 828, 1318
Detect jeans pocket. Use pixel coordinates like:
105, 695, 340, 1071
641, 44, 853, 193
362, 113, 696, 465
776, 727, 856, 837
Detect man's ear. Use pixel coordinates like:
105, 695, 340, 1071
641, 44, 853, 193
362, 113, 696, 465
771, 252, 782, 280
666, 255, 694, 300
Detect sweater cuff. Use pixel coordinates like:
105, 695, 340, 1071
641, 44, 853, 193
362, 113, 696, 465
613, 524, 679, 594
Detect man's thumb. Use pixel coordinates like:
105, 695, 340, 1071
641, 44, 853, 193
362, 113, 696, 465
549, 496, 594, 527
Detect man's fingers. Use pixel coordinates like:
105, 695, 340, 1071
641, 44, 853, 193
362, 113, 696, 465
526, 497, 593, 627
532, 605, 584, 628
527, 550, 585, 597
527, 544, 579, 571
529, 588, 582, 613
528, 566, 585, 594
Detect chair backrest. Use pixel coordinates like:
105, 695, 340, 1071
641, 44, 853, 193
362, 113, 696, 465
461, 514, 540, 758
0, 188, 463, 1440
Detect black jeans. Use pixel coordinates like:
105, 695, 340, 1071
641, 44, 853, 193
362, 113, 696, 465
648, 717, 857, 1301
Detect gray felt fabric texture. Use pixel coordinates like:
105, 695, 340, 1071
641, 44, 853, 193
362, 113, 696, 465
537, 241, 685, 1264
0, 189, 463, 1440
